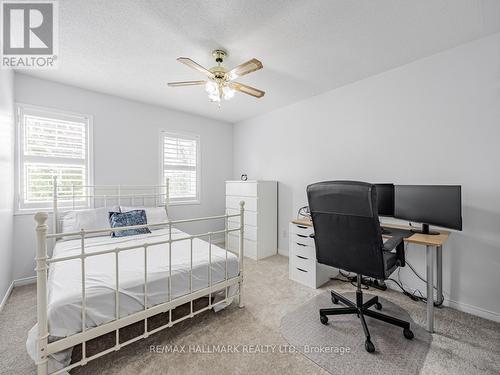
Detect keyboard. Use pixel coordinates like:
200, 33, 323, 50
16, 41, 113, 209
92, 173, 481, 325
381, 227, 413, 238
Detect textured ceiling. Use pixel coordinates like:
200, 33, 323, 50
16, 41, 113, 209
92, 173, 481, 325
21, 0, 500, 123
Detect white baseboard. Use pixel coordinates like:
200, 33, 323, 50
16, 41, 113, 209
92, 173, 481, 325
0, 276, 37, 314
0, 281, 14, 314
386, 283, 500, 323
445, 298, 500, 323
14, 276, 36, 287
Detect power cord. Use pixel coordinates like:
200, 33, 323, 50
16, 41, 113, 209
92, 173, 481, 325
385, 268, 426, 302
332, 248, 445, 306
401, 242, 445, 306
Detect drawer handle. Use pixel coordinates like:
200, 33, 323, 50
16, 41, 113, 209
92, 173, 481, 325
296, 267, 308, 273
296, 242, 307, 247
297, 225, 308, 229
296, 234, 308, 238
296, 255, 308, 260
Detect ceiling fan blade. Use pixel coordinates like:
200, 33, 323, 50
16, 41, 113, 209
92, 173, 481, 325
226, 59, 263, 80
229, 82, 265, 98
177, 57, 214, 78
168, 80, 206, 87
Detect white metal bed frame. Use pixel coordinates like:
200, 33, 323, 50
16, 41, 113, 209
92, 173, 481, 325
33, 177, 245, 375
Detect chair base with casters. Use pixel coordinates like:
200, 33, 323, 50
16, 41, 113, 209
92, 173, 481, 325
319, 275, 414, 353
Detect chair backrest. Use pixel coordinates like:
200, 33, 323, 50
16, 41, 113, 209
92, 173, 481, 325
306, 181, 386, 279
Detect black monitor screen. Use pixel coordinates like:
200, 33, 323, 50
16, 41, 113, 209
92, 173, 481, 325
375, 184, 394, 217
395, 185, 462, 230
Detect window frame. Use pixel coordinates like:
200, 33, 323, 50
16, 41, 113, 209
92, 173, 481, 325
159, 129, 201, 206
15, 103, 94, 214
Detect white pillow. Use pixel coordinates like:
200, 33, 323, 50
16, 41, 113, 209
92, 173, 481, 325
120, 206, 168, 228
61, 206, 119, 238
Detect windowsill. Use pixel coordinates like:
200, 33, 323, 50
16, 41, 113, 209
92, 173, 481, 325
168, 200, 201, 206
14, 209, 54, 216
14, 207, 90, 216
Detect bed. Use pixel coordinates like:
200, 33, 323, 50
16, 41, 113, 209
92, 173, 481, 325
27, 179, 245, 375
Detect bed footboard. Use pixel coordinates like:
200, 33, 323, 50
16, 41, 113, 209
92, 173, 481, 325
33, 200, 245, 375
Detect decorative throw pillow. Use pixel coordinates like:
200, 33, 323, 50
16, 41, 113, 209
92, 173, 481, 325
120, 206, 168, 229
109, 210, 151, 238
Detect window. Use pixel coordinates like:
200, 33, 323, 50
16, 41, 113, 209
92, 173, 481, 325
160, 131, 200, 204
16, 104, 93, 211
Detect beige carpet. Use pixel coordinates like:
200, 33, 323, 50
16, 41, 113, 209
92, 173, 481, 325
281, 292, 432, 374
1, 255, 500, 375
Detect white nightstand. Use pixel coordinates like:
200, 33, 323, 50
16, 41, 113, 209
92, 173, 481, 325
289, 220, 338, 288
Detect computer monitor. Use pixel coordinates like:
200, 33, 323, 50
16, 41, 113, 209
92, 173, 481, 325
394, 185, 462, 234
374, 184, 394, 217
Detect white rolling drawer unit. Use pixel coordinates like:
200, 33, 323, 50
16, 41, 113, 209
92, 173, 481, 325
225, 180, 277, 260
289, 220, 338, 288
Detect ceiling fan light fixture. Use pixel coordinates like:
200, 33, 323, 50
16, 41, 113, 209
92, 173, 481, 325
222, 85, 235, 100
205, 81, 218, 95
208, 90, 221, 102
169, 49, 265, 106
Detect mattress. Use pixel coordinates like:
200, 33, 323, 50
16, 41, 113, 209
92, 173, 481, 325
27, 228, 240, 372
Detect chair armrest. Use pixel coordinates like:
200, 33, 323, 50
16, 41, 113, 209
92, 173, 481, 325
383, 235, 404, 252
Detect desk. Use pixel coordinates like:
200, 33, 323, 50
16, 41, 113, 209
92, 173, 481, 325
291, 219, 450, 333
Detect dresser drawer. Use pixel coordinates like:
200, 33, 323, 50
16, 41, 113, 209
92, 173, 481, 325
291, 252, 316, 271
288, 221, 338, 289
226, 196, 258, 212
290, 223, 313, 237
289, 264, 316, 288
293, 233, 314, 247
290, 241, 316, 259
226, 182, 257, 197
227, 233, 257, 259
227, 222, 257, 241
227, 209, 257, 227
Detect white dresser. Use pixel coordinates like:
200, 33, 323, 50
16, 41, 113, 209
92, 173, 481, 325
225, 180, 277, 260
289, 220, 338, 288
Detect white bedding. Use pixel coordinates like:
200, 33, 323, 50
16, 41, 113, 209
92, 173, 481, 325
27, 228, 239, 372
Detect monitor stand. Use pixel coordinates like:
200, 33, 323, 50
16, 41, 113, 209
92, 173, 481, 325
410, 223, 440, 235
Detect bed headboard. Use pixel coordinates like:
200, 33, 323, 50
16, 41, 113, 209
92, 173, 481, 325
51, 176, 170, 233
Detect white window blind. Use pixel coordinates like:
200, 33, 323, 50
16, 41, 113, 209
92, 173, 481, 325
161, 131, 200, 203
16, 104, 92, 210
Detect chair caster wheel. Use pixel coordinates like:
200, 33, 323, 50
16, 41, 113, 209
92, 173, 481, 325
320, 315, 328, 325
375, 302, 382, 310
403, 328, 414, 340
332, 297, 339, 304
365, 340, 375, 353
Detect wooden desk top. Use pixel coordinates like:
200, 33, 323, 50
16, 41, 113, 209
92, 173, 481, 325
291, 219, 450, 247
291, 219, 315, 227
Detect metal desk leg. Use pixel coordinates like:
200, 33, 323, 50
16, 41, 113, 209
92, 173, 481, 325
426, 245, 434, 332
436, 245, 443, 307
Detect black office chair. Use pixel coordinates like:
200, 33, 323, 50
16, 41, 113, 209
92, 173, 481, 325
306, 181, 414, 353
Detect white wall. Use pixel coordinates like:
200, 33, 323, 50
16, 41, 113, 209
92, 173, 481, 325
0, 70, 15, 307
233, 33, 500, 320
13, 74, 233, 280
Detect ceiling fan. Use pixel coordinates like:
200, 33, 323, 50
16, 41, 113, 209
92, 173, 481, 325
168, 49, 265, 105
